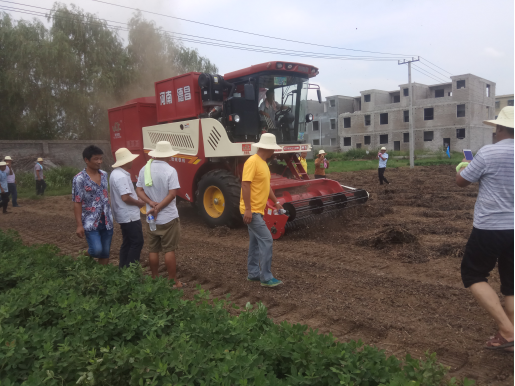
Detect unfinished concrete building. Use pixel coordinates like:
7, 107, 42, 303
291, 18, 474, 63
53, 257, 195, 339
495, 94, 514, 118
337, 74, 495, 153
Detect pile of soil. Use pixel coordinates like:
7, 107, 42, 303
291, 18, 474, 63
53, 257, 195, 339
356, 224, 418, 249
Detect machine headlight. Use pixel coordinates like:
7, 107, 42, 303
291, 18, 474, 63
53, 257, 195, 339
305, 113, 314, 122
311, 68, 316, 74
286, 63, 293, 70
234, 115, 240, 123
276, 62, 283, 69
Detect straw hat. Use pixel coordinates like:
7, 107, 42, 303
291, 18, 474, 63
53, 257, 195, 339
148, 141, 178, 158
318, 149, 326, 155
484, 106, 514, 132
380, 147, 387, 151
0, 162, 6, 166
252, 133, 282, 150
37, 157, 43, 162
4, 156, 12, 161
112, 148, 139, 168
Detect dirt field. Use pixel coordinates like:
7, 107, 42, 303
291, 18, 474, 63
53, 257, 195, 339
0, 165, 512, 385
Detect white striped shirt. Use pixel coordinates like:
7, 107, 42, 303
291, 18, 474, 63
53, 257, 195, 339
460, 138, 514, 230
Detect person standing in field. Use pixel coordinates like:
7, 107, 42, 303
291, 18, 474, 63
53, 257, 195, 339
110, 148, 145, 268
0, 162, 10, 214
241, 133, 284, 287
456, 106, 514, 351
299, 152, 308, 175
314, 150, 329, 179
377, 147, 390, 185
72, 145, 114, 265
4, 156, 19, 207
34, 157, 46, 196
135, 141, 182, 287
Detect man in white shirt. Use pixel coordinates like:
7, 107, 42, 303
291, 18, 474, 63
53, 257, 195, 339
136, 141, 182, 287
456, 106, 514, 351
377, 147, 390, 185
4, 156, 18, 207
110, 148, 145, 268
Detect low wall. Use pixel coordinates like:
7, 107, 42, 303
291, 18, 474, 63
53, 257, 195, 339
0, 140, 114, 171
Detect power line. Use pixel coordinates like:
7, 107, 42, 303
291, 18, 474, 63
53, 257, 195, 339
418, 60, 451, 79
0, 6, 406, 61
411, 66, 447, 84
419, 56, 453, 75
412, 64, 449, 84
91, 0, 417, 57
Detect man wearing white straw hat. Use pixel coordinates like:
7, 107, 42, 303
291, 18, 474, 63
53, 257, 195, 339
456, 106, 514, 351
314, 150, 329, 179
0, 162, 9, 214
34, 157, 46, 195
376, 147, 390, 185
4, 156, 19, 207
110, 148, 146, 268
240, 133, 284, 287
136, 141, 183, 287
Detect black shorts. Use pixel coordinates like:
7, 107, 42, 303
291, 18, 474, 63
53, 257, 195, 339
461, 227, 514, 296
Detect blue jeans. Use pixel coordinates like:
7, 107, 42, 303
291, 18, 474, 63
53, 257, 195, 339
244, 213, 274, 282
8, 183, 18, 206
85, 219, 113, 259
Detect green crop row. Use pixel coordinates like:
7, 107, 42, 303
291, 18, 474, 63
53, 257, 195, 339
0, 230, 474, 386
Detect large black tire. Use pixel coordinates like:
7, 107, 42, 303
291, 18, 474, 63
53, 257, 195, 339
195, 169, 242, 228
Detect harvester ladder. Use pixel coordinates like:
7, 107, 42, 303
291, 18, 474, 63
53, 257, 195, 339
286, 154, 310, 180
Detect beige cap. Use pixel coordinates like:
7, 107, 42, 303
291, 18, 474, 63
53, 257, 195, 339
37, 157, 43, 162
252, 133, 282, 150
112, 148, 139, 168
0, 162, 6, 166
4, 156, 12, 161
318, 149, 326, 155
484, 106, 514, 132
148, 141, 179, 158
380, 147, 387, 151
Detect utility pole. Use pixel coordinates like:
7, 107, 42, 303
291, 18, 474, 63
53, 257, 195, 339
398, 57, 419, 168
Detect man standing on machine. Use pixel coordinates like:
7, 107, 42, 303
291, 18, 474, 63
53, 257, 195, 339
241, 133, 284, 287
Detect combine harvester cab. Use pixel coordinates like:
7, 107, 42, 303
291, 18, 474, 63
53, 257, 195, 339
108, 62, 368, 239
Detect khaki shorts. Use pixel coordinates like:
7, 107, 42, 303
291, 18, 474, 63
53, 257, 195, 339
146, 217, 180, 253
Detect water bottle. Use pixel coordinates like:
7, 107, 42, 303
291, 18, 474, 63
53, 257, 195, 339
273, 209, 287, 215
147, 214, 156, 231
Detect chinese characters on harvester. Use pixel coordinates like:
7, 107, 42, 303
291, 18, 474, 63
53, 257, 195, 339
160, 86, 192, 105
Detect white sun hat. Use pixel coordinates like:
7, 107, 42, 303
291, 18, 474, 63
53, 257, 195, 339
318, 149, 326, 155
4, 156, 12, 161
484, 106, 514, 131
112, 147, 140, 168
148, 141, 179, 158
252, 133, 282, 150
0, 162, 6, 166
37, 157, 43, 162
380, 147, 387, 151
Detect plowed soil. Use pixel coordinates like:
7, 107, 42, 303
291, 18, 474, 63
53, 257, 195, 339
1, 165, 512, 385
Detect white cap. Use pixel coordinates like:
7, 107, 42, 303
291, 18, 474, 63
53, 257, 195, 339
252, 133, 282, 150
37, 157, 43, 162
318, 149, 326, 155
484, 106, 514, 132
380, 147, 387, 151
112, 148, 139, 168
4, 156, 12, 161
148, 141, 179, 158
0, 162, 6, 166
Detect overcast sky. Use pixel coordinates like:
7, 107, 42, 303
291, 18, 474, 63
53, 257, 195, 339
5, 0, 515, 100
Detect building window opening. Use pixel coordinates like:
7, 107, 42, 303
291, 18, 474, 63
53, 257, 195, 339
448, 91, 452, 97
403, 110, 409, 123
424, 131, 434, 141
356, 143, 362, 149
380, 113, 388, 125
313, 139, 320, 145
330, 138, 336, 146
508, 100, 514, 106
456, 128, 465, 139
403, 88, 409, 97
364, 94, 371, 102
424, 108, 434, 120
486, 84, 490, 97
403, 133, 409, 143
379, 134, 388, 144
435, 89, 444, 98
343, 137, 351, 146
331, 118, 337, 130
457, 80, 466, 89
342, 117, 350, 129
364, 135, 371, 145
457, 104, 465, 117
329, 99, 335, 107
393, 95, 400, 103
313, 121, 319, 131
495, 101, 500, 108
364, 115, 371, 126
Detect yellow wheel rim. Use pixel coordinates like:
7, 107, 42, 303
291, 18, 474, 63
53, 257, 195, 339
203, 185, 225, 218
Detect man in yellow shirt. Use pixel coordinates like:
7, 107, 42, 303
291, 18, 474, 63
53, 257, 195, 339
240, 133, 284, 287
299, 152, 308, 175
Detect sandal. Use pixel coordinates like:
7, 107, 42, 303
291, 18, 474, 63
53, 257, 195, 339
485, 332, 514, 351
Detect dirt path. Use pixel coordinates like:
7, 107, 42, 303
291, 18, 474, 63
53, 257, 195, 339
0, 165, 512, 385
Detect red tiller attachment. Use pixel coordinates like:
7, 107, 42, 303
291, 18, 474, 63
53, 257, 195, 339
263, 156, 369, 239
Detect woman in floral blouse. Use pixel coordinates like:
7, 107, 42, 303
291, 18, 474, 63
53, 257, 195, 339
72, 145, 114, 265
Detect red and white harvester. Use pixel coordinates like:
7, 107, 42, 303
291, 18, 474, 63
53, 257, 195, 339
108, 61, 368, 239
